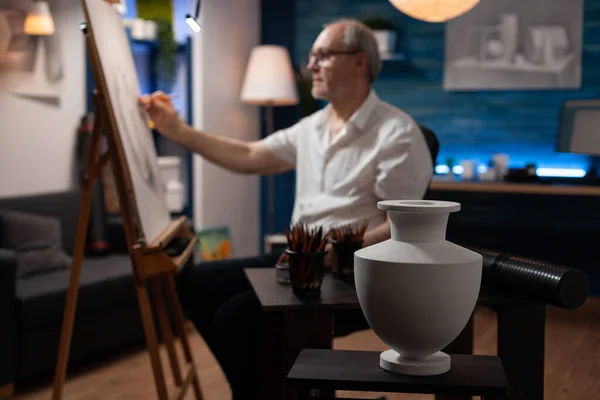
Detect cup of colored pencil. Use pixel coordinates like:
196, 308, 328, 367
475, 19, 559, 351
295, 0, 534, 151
284, 223, 328, 298
328, 221, 369, 283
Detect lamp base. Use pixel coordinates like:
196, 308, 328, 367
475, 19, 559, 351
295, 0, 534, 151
380, 350, 450, 376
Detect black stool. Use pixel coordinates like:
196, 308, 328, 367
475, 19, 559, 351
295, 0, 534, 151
287, 349, 509, 400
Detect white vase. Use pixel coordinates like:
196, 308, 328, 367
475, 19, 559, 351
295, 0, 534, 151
500, 14, 518, 63
373, 30, 397, 58
354, 200, 482, 376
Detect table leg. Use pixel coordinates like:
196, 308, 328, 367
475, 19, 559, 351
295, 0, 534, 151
436, 312, 474, 400
497, 304, 545, 400
259, 312, 283, 399
282, 309, 334, 400
260, 309, 335, 400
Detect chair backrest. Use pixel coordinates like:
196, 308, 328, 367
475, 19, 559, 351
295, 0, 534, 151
418, 124, 440, 200
418, 124, 439, 168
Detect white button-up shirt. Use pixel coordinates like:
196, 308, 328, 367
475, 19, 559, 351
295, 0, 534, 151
262, 89, 433, 231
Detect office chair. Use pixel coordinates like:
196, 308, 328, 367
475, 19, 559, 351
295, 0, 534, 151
419, 124, 440, 168
418, 124, 440, 200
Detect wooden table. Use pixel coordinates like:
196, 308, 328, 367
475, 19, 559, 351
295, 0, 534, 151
288, 349, 509, 400
429, 180, 600, 196
245, 268, 360, 400
245, 268, 545, 400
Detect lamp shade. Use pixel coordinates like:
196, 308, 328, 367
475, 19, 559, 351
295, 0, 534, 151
24, 1, 55, 35
241, 45, 299, 106
389, 0, 480, 23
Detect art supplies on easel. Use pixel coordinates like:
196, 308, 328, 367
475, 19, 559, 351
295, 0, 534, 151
51, 1, 203, 399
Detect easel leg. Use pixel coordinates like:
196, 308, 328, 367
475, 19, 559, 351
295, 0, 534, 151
151, 277, 183, 386
136, 281, 169, 399
52, 102, 104, 400
166, 274, 204, 399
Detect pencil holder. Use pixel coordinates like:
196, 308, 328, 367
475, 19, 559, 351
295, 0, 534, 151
286, 249, 327, 298
330, 239, 363, 283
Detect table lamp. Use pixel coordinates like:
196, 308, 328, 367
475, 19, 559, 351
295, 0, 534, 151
241, 45, 299, 234
24, 1, 55, 35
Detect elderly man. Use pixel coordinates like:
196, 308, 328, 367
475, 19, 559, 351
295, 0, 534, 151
141, 18, 433, 400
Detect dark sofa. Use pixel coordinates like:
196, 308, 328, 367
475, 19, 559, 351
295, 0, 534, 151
0, 190, 147, 394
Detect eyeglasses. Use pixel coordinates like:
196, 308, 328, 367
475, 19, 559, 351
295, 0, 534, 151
308, 49, 361, 66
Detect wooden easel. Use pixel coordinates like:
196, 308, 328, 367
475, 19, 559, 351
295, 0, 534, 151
51, 22, 203, 400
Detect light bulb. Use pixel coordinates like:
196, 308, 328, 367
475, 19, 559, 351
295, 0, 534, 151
389, 0, 480, 23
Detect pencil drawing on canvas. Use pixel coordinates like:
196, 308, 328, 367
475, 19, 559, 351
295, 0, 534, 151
83, 0, 171, 243
0, 0, 63, 100
112, 66, 160, 186
443, 0, 583, 91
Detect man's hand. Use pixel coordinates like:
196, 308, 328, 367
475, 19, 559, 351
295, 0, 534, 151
276, 251, 289, 266
138, 91, 181, 140
324, 242, 333, 268
362, 217, 391, 247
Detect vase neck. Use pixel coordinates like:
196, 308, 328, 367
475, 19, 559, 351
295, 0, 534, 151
389, 212, 449, 243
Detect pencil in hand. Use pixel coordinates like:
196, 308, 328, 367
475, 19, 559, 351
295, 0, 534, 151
138, 92, 176, 129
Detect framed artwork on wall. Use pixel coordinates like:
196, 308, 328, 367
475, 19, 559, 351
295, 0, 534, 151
0, 0, 64, 101
196, 227, 232, 262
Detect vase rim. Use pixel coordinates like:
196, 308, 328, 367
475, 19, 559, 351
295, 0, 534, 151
377, 200, 460, 213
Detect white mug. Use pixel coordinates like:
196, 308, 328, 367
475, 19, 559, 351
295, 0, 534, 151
492, 154, 509, 180
460, 160, 475, 180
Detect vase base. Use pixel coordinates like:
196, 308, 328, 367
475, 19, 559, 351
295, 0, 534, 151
380, 350, 451, 376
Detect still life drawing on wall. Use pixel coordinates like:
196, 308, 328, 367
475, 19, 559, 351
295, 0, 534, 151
444, 0, 583, 90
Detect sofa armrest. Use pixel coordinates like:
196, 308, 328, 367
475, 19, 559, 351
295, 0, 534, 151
0, 248, 17, 387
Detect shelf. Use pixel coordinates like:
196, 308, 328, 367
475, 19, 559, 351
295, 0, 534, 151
147, 216, 188, 250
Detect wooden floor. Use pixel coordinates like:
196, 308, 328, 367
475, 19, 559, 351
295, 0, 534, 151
14, 299, 600, 400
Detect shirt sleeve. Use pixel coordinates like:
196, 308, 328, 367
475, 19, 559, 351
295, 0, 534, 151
260, 121, 301, 166
373, 121, 434, 201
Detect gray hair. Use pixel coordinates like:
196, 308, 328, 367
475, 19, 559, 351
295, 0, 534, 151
326, 18, 382, 83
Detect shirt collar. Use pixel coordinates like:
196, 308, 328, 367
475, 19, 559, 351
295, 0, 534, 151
348, 89, 379, 132
313, 89, 380, 134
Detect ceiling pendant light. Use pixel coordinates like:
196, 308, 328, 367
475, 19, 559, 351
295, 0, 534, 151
389, 0, 481, 23
24, 1, 55, 35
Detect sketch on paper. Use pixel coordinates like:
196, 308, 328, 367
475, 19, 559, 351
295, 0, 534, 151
0, 0, 63, 100
83, 0, 171, 243
443, 0, 583, 91
112, 67, 160, 186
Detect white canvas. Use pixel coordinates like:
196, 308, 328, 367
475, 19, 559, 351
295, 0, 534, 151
82, 0, 171, 244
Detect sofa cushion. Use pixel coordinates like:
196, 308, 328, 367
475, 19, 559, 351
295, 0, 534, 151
0, 191, 80, 255
0, 209, 72, 277
17, 302, 146, 381
16, 255, 137, 329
